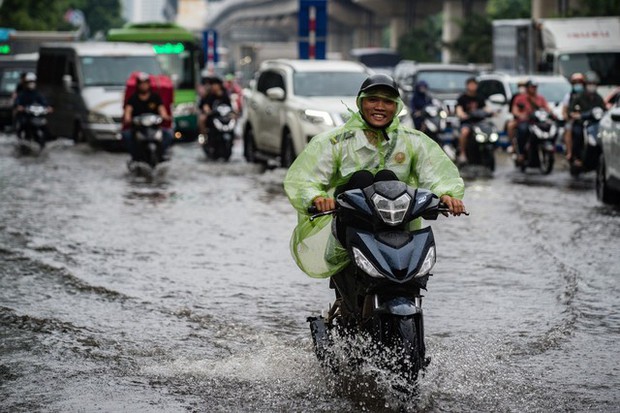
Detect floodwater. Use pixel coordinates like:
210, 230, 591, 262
1, 134, 618, 412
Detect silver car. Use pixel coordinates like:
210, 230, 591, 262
597, 101, 620, 204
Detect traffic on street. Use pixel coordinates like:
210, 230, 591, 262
1, 1, 619, 412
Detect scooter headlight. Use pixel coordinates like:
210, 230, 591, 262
489, 132, 499, 143
154, 129, 163, 141
415, 246, 436, 278
352, 247, 385, 278
475, 133, 487, 143
371, 193, 411, 226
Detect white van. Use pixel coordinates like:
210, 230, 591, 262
36, 42, 163, 144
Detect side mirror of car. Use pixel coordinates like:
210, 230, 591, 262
266, 87, 286, 101
610, 107, 620, 122
488, 93, 506, 105
62, 74, 77, 92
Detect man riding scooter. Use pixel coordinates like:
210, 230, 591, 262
568, 71, 605, 172
455, 77, 490, 165
13, 73, 53, 145
512, 79, 554, 166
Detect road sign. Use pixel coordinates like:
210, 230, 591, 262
203, 30, 219, 74
298, 0, 327, 60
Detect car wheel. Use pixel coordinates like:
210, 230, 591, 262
596, 154, 620, 204
281, 130, 295, 168
72, 121, 85, 143
244, 126, 256, 163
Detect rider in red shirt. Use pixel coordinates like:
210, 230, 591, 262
511, 80, 553, 164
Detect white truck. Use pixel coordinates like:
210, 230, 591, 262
493, 17, 620, 95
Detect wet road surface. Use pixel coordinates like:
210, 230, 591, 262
1, 134, 618, 412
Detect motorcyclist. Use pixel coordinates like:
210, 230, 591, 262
410, 80, 433, 130
223, 73, 243, 113
283, 74, 465, 278
512, 79, 553, 165
13, 73, 53, 140
568, 71, 605, 167
562, 73, 585, 161
506, 79, 527, 152
199, 77, 232, 138
455, 77, 489, 164
122, 72, 172, 162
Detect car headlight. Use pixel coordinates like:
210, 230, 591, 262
475, 133, 487, 143
415, 246, 436, 278
352, 247, 384, 278
371, 193, 411, 226
489, 132, 499, 142
300, 109, 334, 126
87, 111, 114, 124
173, 102, 196, 117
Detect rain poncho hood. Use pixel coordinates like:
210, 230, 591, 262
284, 94, 464, 278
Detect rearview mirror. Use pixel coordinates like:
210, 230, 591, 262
266, 87, 285, 101
610, 107, 620, 122
62, 74, 75, 91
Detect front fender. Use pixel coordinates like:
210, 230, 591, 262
375, 297, 421, 316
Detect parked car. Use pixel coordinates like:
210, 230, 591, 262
393, 62, 479, 136
477, 73, 571, 134
597, 101, 620, 204
37, 42, 163, 145
348, 48, 402, 76
243, 59, 378, 167
0, 53, 38, 130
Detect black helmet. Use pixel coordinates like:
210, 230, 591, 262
585, 71, 599, 84
358, 74, 400, 98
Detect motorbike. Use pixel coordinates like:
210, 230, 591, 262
200, 103, 236, 161
307, 180, 466, 388
569, 106, 604, 177
518, 109, 558, 174
17, 104, 49, 153
463, 109, 499, 171
417, 101, 447, 146
129, 113, 167, 172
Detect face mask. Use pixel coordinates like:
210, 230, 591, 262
26, 82, 35, 90
518, 87, 526, 94
573, 84, 584, 93
586, 84, 597, 93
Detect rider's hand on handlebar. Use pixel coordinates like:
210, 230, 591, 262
440, 195, 466, 216
313, 196, 336, 212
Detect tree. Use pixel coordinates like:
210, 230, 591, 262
67, 0, 125, 37
0, 0, 124, 38
0, 0, 70, 31
398, 13, 442, 62
446, 0, 530, 63
569, 0, 620, 16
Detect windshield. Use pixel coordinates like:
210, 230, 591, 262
153, 44, 196, 89
293, 71, 368, 97
80, 56, 163, 87
508, 80, 571, 103
0, 68, 28, 93
415, 70, 476, 93
558, 52, 620, 86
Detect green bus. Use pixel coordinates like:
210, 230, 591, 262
108, 22, 200, 141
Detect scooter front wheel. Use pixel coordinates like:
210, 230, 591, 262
539, 148, 554, 175
375, 314, 423, 384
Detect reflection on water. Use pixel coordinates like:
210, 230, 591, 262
0, 135, 618, 412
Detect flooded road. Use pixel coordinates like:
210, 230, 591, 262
1, 134, 618, 412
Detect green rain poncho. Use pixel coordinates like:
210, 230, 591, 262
283, 93, 465, 278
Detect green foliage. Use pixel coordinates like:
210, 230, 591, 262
447, 0, 530, 63
448, 13, 493, 63
569, 0, 620, 16
398, 14, 442, 62
0, 0, 69, 31
0, 0, 124, 37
